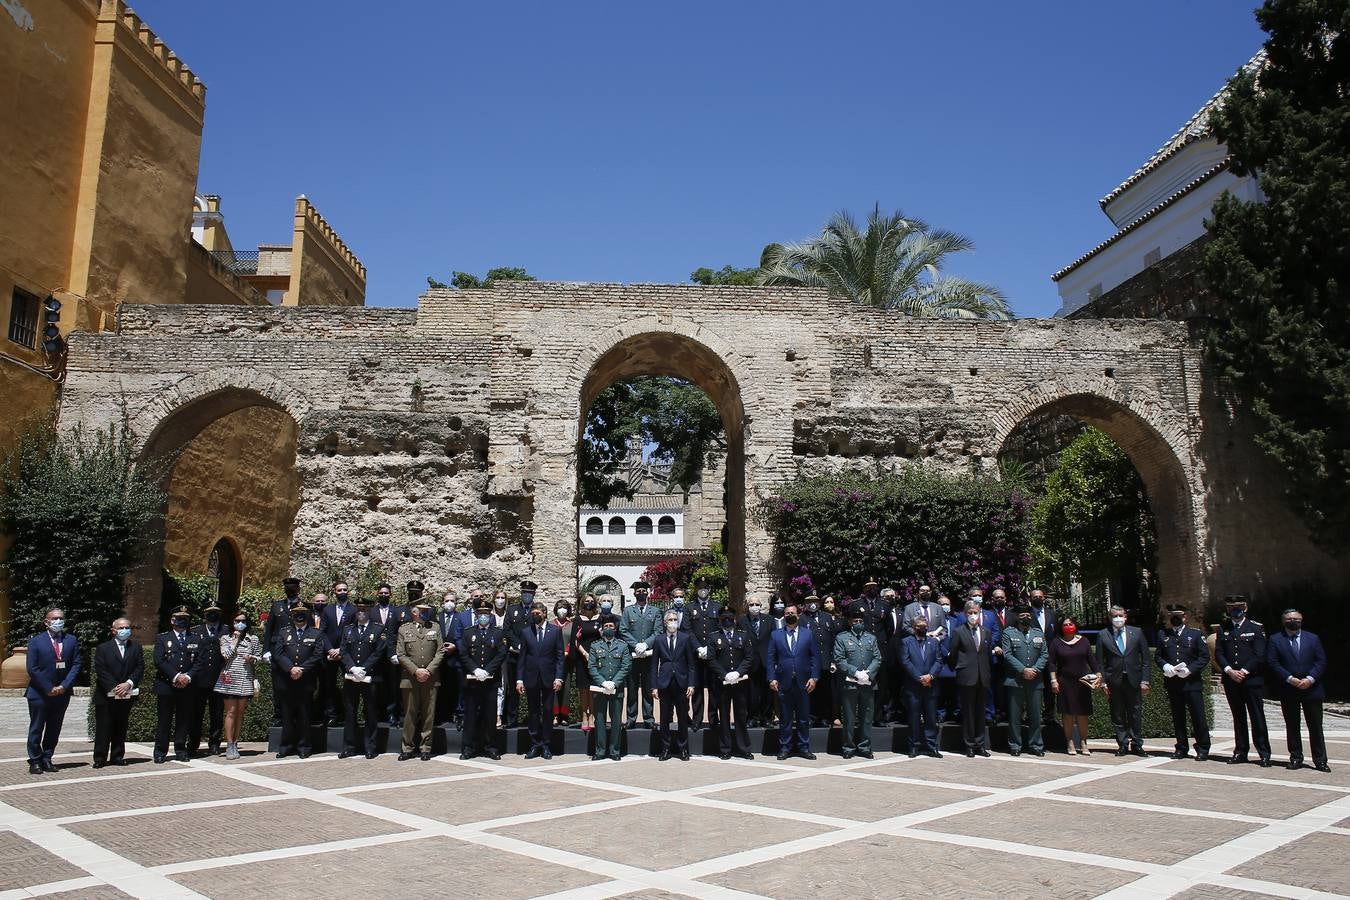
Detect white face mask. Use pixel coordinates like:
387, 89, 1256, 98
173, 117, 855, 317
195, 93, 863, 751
494, 598, 506, 610
940, 604, 950, 613
966, 613, 980, 626
1111, 616, 1125, 629
665, 621, 678, 634
697, 589, 710, 600
443, 601, 456, 612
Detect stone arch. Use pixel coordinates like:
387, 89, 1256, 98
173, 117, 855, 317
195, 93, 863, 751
126, 368, 311, 629
990, 376, 1205, 611
563, 319, 750, 602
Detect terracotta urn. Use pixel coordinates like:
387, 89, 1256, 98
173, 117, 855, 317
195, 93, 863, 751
1, 646, 30, 689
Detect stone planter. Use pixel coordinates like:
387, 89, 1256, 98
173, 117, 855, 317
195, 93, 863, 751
1, 646, 30, 689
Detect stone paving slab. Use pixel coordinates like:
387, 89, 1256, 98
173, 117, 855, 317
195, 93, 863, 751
0, 831, 91, 891
170, 834, 609, 898
3, 770, 279, 817
0, 755, 162, 787
702, 833, 1142, 898
565, 757, 778, 791
707, 773, 983, 822
65, 797, 410, 865
39, 887, 136, 900
864, 755, 1084, 789
915, 796, 1259, 865
367, 775, 628, 826
1171, 887, 1285, 900
1153, 756, 1350, 788
260, 755, 478, 791
491, 799, 836, 870
1054, 770, 1342, 819
1229, 831, 1350, 894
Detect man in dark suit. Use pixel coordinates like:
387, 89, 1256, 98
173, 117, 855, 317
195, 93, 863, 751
515, 601, 565, 759
1266, 608, 1330, 772
25, 608, 81, 774
339, 597, 386, 759
262, 576, 303, 727
740, 596, 774, 726
705, 605, 754, 760
767, 602, 820, 760
371, 582, 408, 725
650, 608, 699, 760
899, 613, 944, 758
153, 605, 209, 763
188, 602, 227, 756
878, 588, 907, 724
275, 601, 327, 759
93, 616, 144, 768
435, 589, 463, 727
1156, 604, 1211, 761
1216, 594, 1272, 767
1097, 605, 1151, 756
321, 582, 358, 727
460, 596, 509, 760
947, 599, 992, 757
502, 582, 534, 727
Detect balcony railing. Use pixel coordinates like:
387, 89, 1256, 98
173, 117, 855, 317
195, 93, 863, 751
209, 250, 260, 275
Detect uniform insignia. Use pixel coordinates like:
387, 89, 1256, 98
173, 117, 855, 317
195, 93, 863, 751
1032, 636, 1043, 645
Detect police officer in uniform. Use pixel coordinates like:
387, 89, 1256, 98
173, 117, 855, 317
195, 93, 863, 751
262, 576, 303, 726
275, 601, 326, 759
397, 600, 444, 761
501, 581, 534, 727
459, 596, 508, 760
339, 597, 386, 759
1156, 604, 1211, 760
834, 603, 882, 758
189, 602, 227, 756
687, 578, 720, 732
587, 616, 632, 760
153, 605, 209, 763
619, 580, 661, 728
1216, 594, 1272, 766
801, 595, 839, 726
999, 603, 1049, 757
706, 604, 754, 760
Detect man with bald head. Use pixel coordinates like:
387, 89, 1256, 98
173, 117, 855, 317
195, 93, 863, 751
93, 617, 145, 768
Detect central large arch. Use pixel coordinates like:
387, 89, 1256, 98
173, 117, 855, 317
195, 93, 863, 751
574, 330, 748, 602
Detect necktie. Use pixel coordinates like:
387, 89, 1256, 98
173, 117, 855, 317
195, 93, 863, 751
538, 626, 544, 642
972, 627, 979, 651
669, 634, 675, 653
1116, 631, 1125, 653
788, 631, 795, 654
1293, 636, 1300, 656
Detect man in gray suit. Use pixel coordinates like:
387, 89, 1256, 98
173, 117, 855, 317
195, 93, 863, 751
1097, 604, 1151, 756
901, 585, 948, 641
947, 600, 992, 757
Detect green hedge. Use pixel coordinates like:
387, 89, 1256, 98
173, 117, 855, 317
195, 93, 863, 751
1086, 673, 1214, 739
86, 646, 275, 743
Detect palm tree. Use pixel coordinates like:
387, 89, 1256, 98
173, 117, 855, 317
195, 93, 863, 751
758, 206, 1012, 319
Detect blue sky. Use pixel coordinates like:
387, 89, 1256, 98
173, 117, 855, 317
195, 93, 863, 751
133, 1, 1265, 317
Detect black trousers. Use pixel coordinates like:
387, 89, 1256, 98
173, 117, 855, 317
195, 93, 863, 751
189, 687, 223, 753
691, 661, 714, 728
625, 659, 653, 724
279, 676, 315, 755
810, 666, 835, 722
462, 679, 497, 754
504, 656, 522, 725
523, 683, 553, 750
1223, 679, 1271, 758
880, 662, 905, 722
317, 658, 342, 722
658, 685, 691, 754
713, 682, 751, 755
343, 681, 379, 754
958, 682, 990, 750
435, 662, 460, 724
1166, 684, 1210, 754
377, 659, 402, 723
94, 699, 133, 764
1281, 696, 1326, 766
907, 684, 940, 753
155, 690, 195, 756
1107, 680, 1144, 749
748, 669, 773, 724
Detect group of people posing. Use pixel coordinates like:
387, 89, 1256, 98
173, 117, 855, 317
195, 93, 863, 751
21, 577, 1331, 775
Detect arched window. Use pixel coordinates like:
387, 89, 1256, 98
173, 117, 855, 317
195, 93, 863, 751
635, 516, 653, 535
585, 516, 603, 535
208, 538, 241, 610
608, 516, 626, 535
658, 515, 676, 535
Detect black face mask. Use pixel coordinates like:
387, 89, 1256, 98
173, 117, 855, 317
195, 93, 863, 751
1017, 617, 1032, 628
205, 612, 220, 624
531, 611, 545, 622
1285, 621, 1302, 633
1228, 607, 1246, 619
378, 596, 391, 605
1030, 598, 1044, 608
172, 618, 189, 630
784, 614, 798, 626
1169, 613, 1185, 626
914, 627, 927, 638
336, 592, 349, 601
292, 616, 308, 627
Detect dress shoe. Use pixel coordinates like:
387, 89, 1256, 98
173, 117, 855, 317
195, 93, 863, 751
844, 750, 856, 759
719, 752, 731, 760
174, 753, 190, 762
1258, 758, 1272, 768
524, 747, 540, 760
592, 754, 607, 761
965, 749, 975, 758
1032, 749, 1045, 757
273, 752, 288, 760
93, 760, 107, 769
1114, 748, 1129, 757
485, 749, 502, 760
541, 748, 553, 760
398, 752, 415, 761
659, 751, 673, 761
975, 748, 990, 758
114, 758, 129, 766
777, 751, 790, 761
28, 762, 43, 775
154, 753, 168, 763
297, 751, 311, 759
625, 722, 637, 730
797, 750, 817, 761
365, 751, 378, 759
609, 753, 622, 761
1131, 746, 1147, 757
462, 751, 477, 760
736, 752, 754, 760
858, 750, 873, 759
1287, 759, 1302, 770
1227, 753, 1249, 765
926, 750, 943, 759
1315, 762, 1332, 773
208, 745, 222, 756
419, 752, 431, 761
338, 750, 354, 759
1170, 751, 1188, 760
680, 751, 691, 761
1009, 749, 1021, 757
905, 749, 916, 759
1194, 753, 1209, 762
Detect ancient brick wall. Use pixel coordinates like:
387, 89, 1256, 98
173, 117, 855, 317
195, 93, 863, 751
56, 283, 1341, 626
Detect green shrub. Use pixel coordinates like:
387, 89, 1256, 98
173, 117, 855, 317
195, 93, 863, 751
87, 645, 275, 742
762, 466, 1030, 601
1086, 672, 1214, 739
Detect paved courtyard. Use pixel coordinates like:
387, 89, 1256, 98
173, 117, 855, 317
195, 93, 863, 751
1, 730, 1348, 899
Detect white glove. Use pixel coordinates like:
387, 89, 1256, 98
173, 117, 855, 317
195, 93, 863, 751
390, 654, 399, 664
1174, 664, 1190, 678
634, 642, 648, 655
262, 651, 272, 662
829, 663, 837, 674
727, 671, 740, 684
697, 646, 708, 659
855, 671, 870, 685
351, 667, 366, 679
473, 668, 488, 681
602, 680, 615, 692
1162, 663, 1176, 677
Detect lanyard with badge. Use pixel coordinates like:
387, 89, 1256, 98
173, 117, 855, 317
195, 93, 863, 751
52, 635, 66, 670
